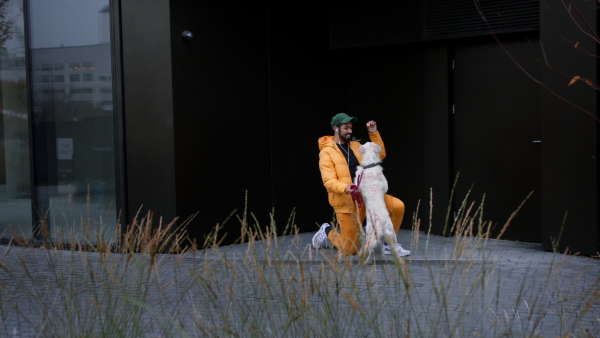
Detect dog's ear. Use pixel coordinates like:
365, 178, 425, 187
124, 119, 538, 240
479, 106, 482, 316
358, 144, 366, 154
373, 143, 381, 153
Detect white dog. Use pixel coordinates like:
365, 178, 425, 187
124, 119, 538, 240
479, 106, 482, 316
355, 142, 401, 263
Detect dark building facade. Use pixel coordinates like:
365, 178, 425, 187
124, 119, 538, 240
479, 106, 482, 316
0, 0, 597, 255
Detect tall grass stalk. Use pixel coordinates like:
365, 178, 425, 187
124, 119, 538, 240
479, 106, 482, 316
0, 191, 598, 337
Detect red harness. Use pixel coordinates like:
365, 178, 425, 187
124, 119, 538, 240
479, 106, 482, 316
351, 173, 364, 208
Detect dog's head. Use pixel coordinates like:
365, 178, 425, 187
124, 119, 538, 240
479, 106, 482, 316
358, 142, 381, 165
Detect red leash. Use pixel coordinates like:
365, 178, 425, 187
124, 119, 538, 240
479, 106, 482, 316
350, 173, 364, 208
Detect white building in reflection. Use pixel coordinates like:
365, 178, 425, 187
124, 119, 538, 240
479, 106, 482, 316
0, 4, 114, 114
29, 43, 113, 112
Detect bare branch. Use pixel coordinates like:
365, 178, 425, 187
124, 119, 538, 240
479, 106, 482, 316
474, 0, 600, 122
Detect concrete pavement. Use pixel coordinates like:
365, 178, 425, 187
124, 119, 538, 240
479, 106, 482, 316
0, 228, 599, 337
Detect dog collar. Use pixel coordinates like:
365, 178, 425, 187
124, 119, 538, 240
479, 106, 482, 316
362, 162, 381, 169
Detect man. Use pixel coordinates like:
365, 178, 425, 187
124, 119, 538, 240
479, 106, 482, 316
313, 112, 410, 256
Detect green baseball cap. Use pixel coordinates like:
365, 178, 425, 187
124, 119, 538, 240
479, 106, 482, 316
330, 113, 358, 129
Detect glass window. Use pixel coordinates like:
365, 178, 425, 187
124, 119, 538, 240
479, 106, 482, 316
28, 0, 116, 244
0, 0, 32, 238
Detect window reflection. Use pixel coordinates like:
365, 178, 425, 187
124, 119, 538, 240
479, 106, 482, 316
28, 0, 116, 243
0, 0, 32, 237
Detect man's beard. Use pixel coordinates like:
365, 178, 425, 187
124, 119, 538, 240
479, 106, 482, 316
341, 133, 352, 143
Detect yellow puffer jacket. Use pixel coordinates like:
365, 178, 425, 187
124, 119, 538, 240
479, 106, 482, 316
318, 131, 386, 213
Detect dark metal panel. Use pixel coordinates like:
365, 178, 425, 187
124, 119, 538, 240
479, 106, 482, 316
423, 46, 451, 235
540, 0, 598, 255
425, 0, 539, 40
120, 0, 177, 223
330, 0, 539, 50
169, 0, 271, 244
268, 1, 347, 233
330, 0, 422, 49
453, 37, 541, 242
22, 0, 38, 235
109, 0, 128, 227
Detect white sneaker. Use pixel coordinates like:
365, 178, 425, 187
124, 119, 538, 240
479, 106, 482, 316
312, 223, 330, 249
382, 243, 410, 256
